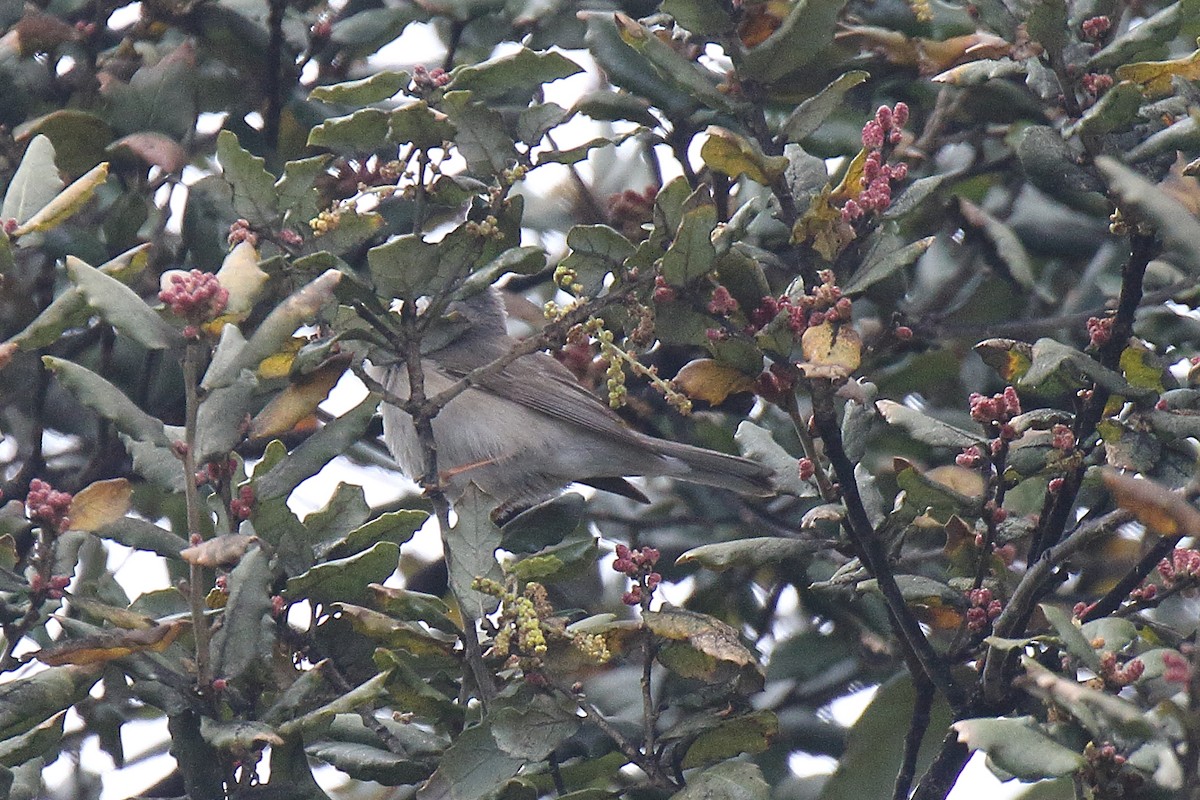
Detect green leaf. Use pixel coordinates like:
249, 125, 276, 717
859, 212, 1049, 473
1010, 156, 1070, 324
309, 108, 392, 153
305, 482, 371, 558
253, 392, 379, 501
309, 70, 410, 104
517, 103, 571, 145
662, 202, 717, 285
931, 58, 1027, 86
2, 135, 62, 226
558, 224, 635, 295
781, 70, 870, 142
662, 0, 734, 36
305, 739, 430, 785
446, 484, 504, 620
1098, 156, 1200, 275
681, 711, 778, 769
740, 0, 845, 84
1088, 2, 1185, 69
441, 91, 516, 176
844, 234, 935, 295
670, 762, 769, 800
327, 509, 426, 561
449, 48, 583, 100
490, 694, 580, 761
211, 546, 273, 680
43, 357, 172, 446
734, 421, 816, 497
500, 493, 586, 554
95, 517, 185, 560
277, 155, 333, 224
216, 130, 278, 226
368, 224, 482, 302
388, 102, 457, 149
200, 718, 282, 752
613, 13, 736, 114
1065, 81, 1142, 139
875, 399, 984, 449
950, 717, 1085, 780
64, 256, 180, 349
0, 666, 100, 741
0, 711, 66, 768
14, 110, 113, 178
416, 723, 524, 800
677, 537, 826, 571
818, 674, 954, 800
1023, 338, 1154, 400
285, 541, 400, 606
276, 671, 391, 737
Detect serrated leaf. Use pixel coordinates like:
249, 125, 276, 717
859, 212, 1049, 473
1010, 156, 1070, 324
612, 13, 736, 114
446, 484, 503, 620
951, 717, 1084, 780
449, 47, 582, 100
644, 607, 755, 667
309, 70, 409, 104
285, 541, 399, 606
559, 224, 635, 294
490, 694, 580, 761
681, 711, 777, 769
662, 202, 717, 285
670, 762, 769, 800
216, 130, 278, 226
388, 102, 456, 149
441, 91, 515, 176
799, 322, 861, 379
734, 421, 815, 497
700, 126, 788, 185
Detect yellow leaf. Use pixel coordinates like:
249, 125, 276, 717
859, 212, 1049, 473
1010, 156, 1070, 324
1102, 468, 1200, 537
673, 358, 756, 406
249, 358, 348, 439
11, 162, 108, 236
830, 148, 868, 204
67, 478, 132, 532
1119, 341, 1166, 393
699, 126, 789, 185
798, 321, 862, 379
215, 241, 269, 320
1116, 47, 1200, 98
643, 607, 755, 667
256, 337, 305, 380
792, 186, 856, 261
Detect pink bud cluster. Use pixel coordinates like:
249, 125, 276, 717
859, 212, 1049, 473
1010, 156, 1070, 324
1081, 15, 1111, 40
955, 444, 983, 468
29, 573, 71, 600
653, 275, 676, 303
1098, 651, 1144, 688
412, 65, 450, 92
613, 543, 661, 606
748, 270, 851, 335
965, 587, 1002, 633
195, 458, 237, 488
1051, 424, 1075, 452
708, 285, 740, 315
1086, 315, 1114, 348
1081, 73, 1114, 96
159, 270, 229, 331
227, 218, 258, 247
969, 387, 1021, 444
1157, 548, 1200, 587
1128, 582, 1157, 603
2, 219, 16, 235
230, 485, 255, 521
27, 478, 72, 532
798, 457, 816, 481
1162, 650, 1191, 684
753, 363, 797, 405
843, 103, 910, 223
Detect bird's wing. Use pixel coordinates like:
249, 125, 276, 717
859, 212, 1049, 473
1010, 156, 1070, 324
432, 336, 652, 450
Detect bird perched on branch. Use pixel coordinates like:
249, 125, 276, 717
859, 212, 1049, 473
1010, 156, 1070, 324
377, 288, 773, 515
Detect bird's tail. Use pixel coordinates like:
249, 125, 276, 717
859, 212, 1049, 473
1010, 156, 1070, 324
651, 438, 774, 496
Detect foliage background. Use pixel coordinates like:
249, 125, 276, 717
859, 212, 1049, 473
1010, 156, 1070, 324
3, 0, 1200, 798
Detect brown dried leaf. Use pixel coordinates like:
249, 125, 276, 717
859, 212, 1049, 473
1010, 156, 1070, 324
34, 621, 186, 666
798, 322, 861, 379
1101, 468, 1200, 537
643, 607, 755, 667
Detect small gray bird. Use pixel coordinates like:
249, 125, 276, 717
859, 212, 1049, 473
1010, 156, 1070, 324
377, 288, 773, 512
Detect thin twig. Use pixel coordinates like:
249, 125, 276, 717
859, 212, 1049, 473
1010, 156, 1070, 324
181, 341, 212, 689
893, 672, 935, 800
